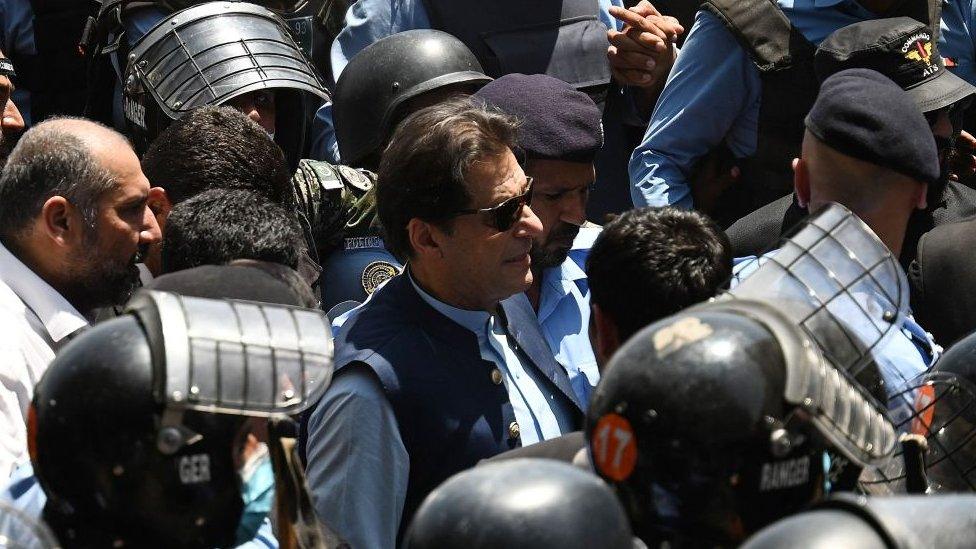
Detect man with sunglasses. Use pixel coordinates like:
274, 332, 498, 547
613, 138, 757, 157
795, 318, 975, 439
303, 97, 584, 549
474, 74, 605, 406
727, 18, 976, 269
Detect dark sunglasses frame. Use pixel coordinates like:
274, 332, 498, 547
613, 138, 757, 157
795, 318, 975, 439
449, 177, 534, 232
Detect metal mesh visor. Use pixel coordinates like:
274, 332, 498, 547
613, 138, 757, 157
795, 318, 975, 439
860, 373, 976, 494
701, 299, 897, 467
0, 500, 60, 548
127, 2, 328, 120
728, 203, 910, 401
136, 291, 333, 417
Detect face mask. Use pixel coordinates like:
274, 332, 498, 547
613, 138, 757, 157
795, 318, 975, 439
235, 443, 275, 545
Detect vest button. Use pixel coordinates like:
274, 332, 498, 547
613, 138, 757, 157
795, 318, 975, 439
509, 421, 520, 439
490, 367, 503, 385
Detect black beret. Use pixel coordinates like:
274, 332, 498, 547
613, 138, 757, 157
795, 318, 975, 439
474, 73, 603, 163
805, 68, 939, 185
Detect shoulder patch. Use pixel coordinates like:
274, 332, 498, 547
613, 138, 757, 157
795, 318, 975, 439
361, 261, 400, 295
338, 165, 374, 193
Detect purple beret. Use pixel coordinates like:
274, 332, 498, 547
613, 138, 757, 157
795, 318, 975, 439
474, 73, 603, 163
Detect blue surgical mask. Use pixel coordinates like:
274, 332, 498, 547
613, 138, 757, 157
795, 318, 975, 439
235, 445, 275, 545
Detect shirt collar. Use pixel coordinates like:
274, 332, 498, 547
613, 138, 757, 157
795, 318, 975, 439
408, 269, 491, 336
0, 242, 88, 343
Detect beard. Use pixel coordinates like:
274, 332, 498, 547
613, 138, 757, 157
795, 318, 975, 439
61, 236, 147, 313
530, 221, 581, 272
0, 129, 22, 168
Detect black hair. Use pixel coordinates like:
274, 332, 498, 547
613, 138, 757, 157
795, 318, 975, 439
161, 188, 303, 274
376, 96, 519, 258
141, 106, 292, 207
0, 118, 118, 240
586, 207, 733, 341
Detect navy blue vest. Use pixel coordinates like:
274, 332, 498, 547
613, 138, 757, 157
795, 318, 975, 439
324, 273, 583, 540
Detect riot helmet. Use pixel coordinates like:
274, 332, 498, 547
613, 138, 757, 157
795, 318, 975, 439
29, 290, 333, 548
403, 458, 637, 549
742, 493, 976, 548
587, 204, 902, 546
121, 2, 330, 168
333, 29, 492, 168
153, 0, 311, 15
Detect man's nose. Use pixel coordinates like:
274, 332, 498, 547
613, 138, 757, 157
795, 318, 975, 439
2, 98, 24, 137
515, 204, 544, 238
561, 190, 588, 227
140, 205, 162, 245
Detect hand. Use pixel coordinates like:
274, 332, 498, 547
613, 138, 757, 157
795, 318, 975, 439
948, 130, 976, 182
607, 1, 683, 90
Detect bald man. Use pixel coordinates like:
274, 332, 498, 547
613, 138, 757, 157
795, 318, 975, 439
0, 117, 160, 476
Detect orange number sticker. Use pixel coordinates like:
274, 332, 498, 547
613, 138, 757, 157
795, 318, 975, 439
591, 413, 637, 481
912, 384, 937, 436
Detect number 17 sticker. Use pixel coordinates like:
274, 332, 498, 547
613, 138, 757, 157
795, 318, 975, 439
591, 413, 637, 481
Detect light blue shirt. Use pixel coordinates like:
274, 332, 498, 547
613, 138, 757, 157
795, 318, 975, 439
0, 462, 278, 548
308, 0, 625, 162
731, 254, 939, 403
306, 271, 575, 548
631, 0, 976, 209
526, 225, 601, 405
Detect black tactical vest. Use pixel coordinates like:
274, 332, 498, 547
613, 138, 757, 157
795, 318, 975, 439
700, 0, 941, 227
420, 0, 611, 95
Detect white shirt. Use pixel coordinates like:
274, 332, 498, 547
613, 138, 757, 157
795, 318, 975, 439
0, 243, 87, 477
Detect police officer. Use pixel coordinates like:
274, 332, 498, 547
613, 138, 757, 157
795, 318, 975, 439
403, 459, 637, 549
1, 289, 335, 547
731, 69, 941, 403
727, 18, 976, 268
118, 2, 330, 170
631, 0, 976, 226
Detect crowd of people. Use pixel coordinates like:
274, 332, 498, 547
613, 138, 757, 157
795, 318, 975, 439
2, 0, 976, 547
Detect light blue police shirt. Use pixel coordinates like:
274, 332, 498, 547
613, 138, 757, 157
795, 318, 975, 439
305, 270, 576, 549
730, 254, 939, 402
631, 0, 976, 209
523, 225, 601, 405
0, 462, 278, 548
308, 0, 626, 162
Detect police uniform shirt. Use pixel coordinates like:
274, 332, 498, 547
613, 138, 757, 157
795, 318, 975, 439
631, 0, 976, 210
731, 253, 939, 404
514, 225, 601, 406
0, 242, 88, 478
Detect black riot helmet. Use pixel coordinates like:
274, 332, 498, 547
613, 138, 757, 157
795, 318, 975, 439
333, 29, 492, 168
403, 458, 637, 549
742, 493, 976, 549
121, 2, 330, 169
29, 291, 333, 548
154, 0, 311, 15
587, 204, 903, 546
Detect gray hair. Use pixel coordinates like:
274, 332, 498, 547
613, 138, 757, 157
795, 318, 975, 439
0, 118, 119, 240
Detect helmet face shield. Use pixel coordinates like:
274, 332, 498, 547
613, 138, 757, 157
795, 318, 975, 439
861, 372, 976, 494
127, 290, 333, 418
728, 203, 911, 402
124, 2, 329, 143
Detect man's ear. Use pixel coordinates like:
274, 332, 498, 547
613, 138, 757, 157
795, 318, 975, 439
39, 196, 77, 246
407, 218, 445, 260
916, 182, 928, 210
148, 187, 172, 224
793, 157, 811, 208
591, 303, 621, 373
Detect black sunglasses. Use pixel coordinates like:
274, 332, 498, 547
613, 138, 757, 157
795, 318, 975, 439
450, 177, 534, 232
